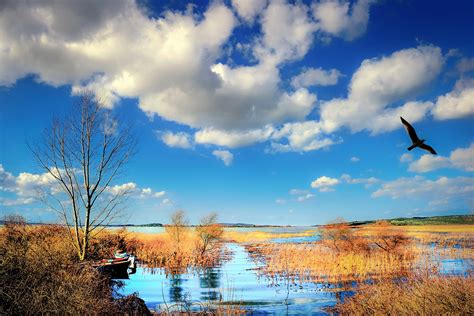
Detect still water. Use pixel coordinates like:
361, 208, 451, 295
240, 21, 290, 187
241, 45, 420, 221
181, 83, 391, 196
119, 227, 338, 314
118, 227, 471, 314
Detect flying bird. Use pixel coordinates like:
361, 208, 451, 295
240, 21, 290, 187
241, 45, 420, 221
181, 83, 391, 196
400, 117, 437, 155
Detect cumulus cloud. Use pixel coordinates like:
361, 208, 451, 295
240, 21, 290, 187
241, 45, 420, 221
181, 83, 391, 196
371, 176, 474, 207
350, 156, 360, 162
0, 164, 166, 206
312, 0, 374, 41
195, 126, 274, 148
270, 120, 340, 153
291, 67, 342, 88
320, 46, 443, 134
431, 78, 474, 120
400, 153, 413, 162
255, 0, 318, 63
158, 131, 193, 149
341, 174, 378, 187
407, 143, 474, 173
231, 0, 267, 23
311, 176, 339, 192
212, 150, 234, 166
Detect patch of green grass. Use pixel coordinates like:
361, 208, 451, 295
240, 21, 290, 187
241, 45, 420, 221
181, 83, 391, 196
388, 215, 473, 226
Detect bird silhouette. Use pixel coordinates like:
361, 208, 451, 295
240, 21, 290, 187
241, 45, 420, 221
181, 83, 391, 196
400, 117, 437, 155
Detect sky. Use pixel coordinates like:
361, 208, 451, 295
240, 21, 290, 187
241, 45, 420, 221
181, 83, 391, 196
0, 0, 473, 225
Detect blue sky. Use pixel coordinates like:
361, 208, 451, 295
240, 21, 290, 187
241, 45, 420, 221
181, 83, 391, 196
0, 0, 473, 225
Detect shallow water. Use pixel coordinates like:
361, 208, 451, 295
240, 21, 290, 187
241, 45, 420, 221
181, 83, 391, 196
119, 228, 338, 314
118, 227, 471, 314
120, 243, 339, 314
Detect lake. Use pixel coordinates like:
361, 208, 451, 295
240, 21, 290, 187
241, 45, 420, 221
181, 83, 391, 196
118, 226, 471, 314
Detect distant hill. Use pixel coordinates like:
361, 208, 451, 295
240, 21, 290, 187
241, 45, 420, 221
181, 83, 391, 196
346, 214, 473, 226
387, 214, 473, 226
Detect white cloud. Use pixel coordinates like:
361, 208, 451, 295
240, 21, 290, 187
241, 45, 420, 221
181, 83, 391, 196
311, 176, 339, 192
456, 57, 474, 74
407, 143, 474, 173
270, 120, 340, 153
341, 174, 378, 187
350, 156, 360, 162
212, 150, 234, 166
289, 189, 309, 195
195, 126, 274, 148
400, 153, 413, 163
312, 0, 374, 41
371, 176, 474, 208
432, 78, 474, 120
108, 182, 137, 195
0, 164, 166, 206
158, 131, 193, 149
451, 143, 474, 171
231, 0, 267, 23
320, 46, 443, 134
408, 155, 451, 173
255, 0, 318, 63
161, 198, 173, 206
291, 67, 342, 88
296, 193, 315, 202
275, 198, 286, 204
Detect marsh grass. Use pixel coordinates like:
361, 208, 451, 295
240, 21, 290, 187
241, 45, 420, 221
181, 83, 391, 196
0, 217, 146, 315
248, 224, 473, 284
332, 272, 474, 315
223, 229, 317, 243
131, 229, 227, 274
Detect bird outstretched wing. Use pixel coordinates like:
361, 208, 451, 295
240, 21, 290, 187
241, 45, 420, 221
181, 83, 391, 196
419, 143, 437, 155
400, 117, 420, 143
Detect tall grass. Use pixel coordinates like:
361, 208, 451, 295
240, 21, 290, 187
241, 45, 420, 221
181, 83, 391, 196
223, 229, 317, 243
0, 217, 147, 314
332, 272, 474, 315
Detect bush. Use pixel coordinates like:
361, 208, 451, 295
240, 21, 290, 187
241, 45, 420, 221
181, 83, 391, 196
0, 217, 148, 315
333, 273, 474, 315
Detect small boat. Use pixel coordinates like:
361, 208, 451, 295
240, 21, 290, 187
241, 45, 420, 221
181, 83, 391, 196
95, 250, 137, 278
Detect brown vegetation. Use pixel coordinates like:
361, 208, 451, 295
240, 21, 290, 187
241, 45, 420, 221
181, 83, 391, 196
135, 211, 226, 274
0, 216, 149, 315
332, 273, 474, 315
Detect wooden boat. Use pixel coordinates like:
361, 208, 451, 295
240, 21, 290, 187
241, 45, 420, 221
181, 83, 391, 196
94, 257, 133, 278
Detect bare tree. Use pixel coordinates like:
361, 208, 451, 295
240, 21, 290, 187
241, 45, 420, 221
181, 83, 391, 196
30, 94, 136, 260
165, 210, 189, 254
196, 212, 223, 256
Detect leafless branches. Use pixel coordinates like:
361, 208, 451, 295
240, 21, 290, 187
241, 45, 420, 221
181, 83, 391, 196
30, 93, 136, 260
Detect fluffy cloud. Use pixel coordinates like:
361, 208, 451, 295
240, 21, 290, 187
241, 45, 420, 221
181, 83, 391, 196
212, 150, 234, 166
400, 153, 413, 163
350, 156, 360, 162
158, 131, 193, 149
270, 121, 340, 153
195, 126, 274, 148
0, 164, 58, 198
256, 0, 318, 63
320, 46, 443, 134
231, 0, 267, 23
407, 143, 474, 173
431, 78, 474, 120
312, 0, 374, 40
311, 176, 339, 192
0, 164, 166, 206
341, 174, 379, 187
371, 176, 474, 207
291, 67, 342, 88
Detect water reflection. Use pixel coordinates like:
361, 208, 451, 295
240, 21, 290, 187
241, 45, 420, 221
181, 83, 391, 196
169, 274, 185, 302
199, 268, 221, 301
